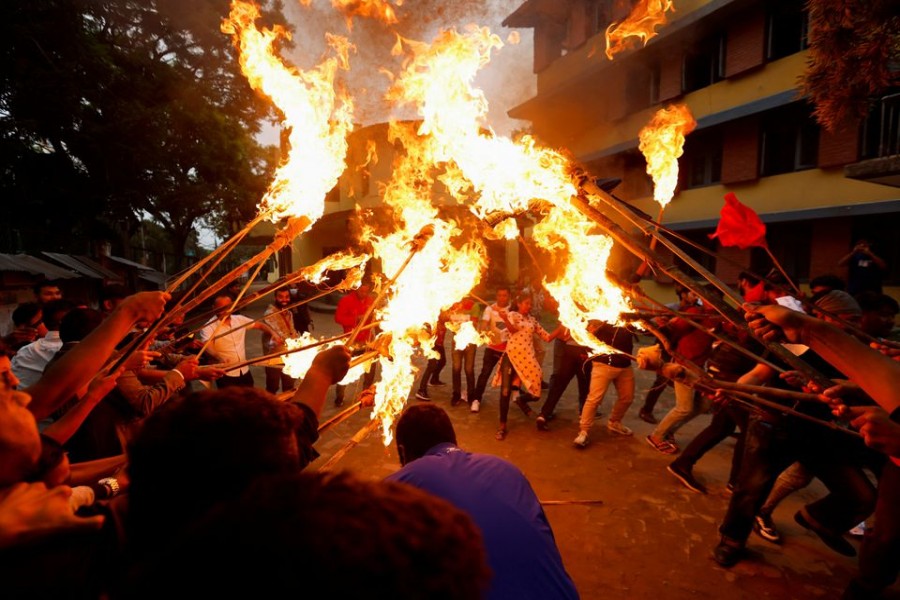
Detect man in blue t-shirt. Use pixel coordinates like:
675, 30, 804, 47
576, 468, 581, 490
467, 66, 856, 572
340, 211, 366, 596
386, 403, 580, 600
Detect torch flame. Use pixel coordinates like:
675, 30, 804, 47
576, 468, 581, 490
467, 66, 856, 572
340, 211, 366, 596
327, 0, 401, 29
222, 0, 355, 224
638, 103, 696, 208
605, 0, 675, 60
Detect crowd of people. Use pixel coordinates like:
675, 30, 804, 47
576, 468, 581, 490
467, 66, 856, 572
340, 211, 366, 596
1, 240, 899, 598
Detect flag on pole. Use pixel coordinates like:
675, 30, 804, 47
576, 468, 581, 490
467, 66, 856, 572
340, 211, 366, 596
708, 192, 768, 249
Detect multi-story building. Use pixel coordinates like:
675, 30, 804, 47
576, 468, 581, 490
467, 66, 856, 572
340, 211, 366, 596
503, 0, 899, 298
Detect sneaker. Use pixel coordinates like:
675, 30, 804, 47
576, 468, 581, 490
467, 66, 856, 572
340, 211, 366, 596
849, 521, 866, 537
470, 400, 480, 413
713, 538, 744, 568
607, 420, 633, 436
667, 462, 707, 494
450, 396, 462, 407
461, 391, 468, 402
646, 435, 677, 455
536, 415, 549, 431
638, 409, 658, 424
725, 482, 735, 496
415, 390, 430, 401
794, 510, 856, 557
753, 513, 782, 544
573, 431, 588, 448
430, 379, 446, 387
515, 397, 535, 418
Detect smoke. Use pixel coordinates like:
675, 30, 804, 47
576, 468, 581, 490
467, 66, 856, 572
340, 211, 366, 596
280, 0, 534, 136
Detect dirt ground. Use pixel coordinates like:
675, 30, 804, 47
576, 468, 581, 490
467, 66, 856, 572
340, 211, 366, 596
240, 294, 899, 600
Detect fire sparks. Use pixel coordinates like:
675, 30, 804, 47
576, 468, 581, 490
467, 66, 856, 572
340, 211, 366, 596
638, 104, 696, 208
605, 0, 675, 60
222, 0, 355, 224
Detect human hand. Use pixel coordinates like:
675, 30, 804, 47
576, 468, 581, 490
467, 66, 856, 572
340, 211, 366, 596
118, 292, 169, 325
310, 346, 351, 384
843, 406, 900, 458
743, 302, 808, 344
778, 370, 809, 390
174, 357, 201, 381
86, 366, 125, 400
871, 340, 900, 362
123, 350, 161, 372
196, 366, 227, 381
809, 381, 860, 415
0, 482, 105, 549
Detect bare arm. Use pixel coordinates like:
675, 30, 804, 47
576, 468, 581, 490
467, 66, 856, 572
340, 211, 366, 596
745, 303, 900, 414
27, 292, 168, 420
42, 367, 124, 445
290, 346, 351, 418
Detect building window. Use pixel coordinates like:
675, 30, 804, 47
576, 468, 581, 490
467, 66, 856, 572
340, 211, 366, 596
673, 230, 717, 274
860, 90, 900, 160
766, 1, 808, 61
625, 63, 661, 111
682, 34, 725, 93
764, 221, 811, 282
681, 129, 723, 189
760, 105, 819, 176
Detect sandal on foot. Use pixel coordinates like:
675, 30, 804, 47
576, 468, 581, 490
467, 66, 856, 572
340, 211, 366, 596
495, 427, 507, 441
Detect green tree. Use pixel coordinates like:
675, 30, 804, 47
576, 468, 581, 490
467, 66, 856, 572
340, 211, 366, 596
0, 0, 282, 266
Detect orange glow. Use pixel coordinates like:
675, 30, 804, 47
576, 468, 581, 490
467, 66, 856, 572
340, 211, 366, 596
389, 27, 631, 358
297, 250, 370, 285
446, 320, 492, 350
605, 0, 675, 60
638, 103, 696, 208
327, 0, 400, 28
222, 0, 355, 224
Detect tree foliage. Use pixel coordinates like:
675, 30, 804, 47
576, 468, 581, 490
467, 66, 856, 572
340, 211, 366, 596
801, 0, 900, 131
0, 0, 283, 266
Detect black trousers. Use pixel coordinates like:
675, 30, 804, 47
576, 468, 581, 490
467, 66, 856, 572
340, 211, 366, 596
674, 403, 748, 486
719, 413, 877, 543
852, 459, 900, 593
539, 342, 590, 419
472, 347, 504, 403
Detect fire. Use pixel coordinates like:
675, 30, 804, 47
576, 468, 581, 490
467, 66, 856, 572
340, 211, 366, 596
638, 103, 696, 208
324, 0, 400, 28
222, 0, 355, 224
494, 218, 520, 240
359, 119, 487, 442
296, 250, 370, 285
446, 320, 492, 350
389, 27, 631, 357
605, 0, 675, 60
282, 332, 371, 385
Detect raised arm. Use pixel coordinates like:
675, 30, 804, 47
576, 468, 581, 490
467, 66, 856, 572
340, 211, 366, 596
27, 292, 168, 420
290, 346, 351, 418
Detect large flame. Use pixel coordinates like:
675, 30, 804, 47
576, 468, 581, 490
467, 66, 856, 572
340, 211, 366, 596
605, 0, 675, 60
638, 103, 696, 208
389, 27, 631, 358
322, 0, 400, 28
296, 250, 370, 285
222, 0, 355, 224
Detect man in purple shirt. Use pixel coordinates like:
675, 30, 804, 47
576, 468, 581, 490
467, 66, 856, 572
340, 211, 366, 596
386, 403, 579, 600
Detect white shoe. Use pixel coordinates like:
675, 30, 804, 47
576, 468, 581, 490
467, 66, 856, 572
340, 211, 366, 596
607, 420, 633, 436
470, 400, 480, 413
461, 391, 467, 402
573, 431, 588, 447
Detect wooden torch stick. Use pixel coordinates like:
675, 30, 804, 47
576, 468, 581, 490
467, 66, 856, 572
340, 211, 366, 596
316, 418, 382, 471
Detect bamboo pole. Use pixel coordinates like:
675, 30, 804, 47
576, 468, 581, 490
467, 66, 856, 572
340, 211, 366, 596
318, 401, 363, 433
316, 418, 381, 471
570, 183, 835, 391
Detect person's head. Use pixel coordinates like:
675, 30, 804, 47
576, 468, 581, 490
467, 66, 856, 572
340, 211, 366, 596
126, 387, 315, 555
809, 274, 846, 299
0, 342, 41, 487
41, 299, 76, 332
856, 291, 899, 338
59, 307, 104, 343
100, 284, 131, 314
514, 292, 533, 315
12, 302, 43, 329
212, 294, 233, 318
813, 290, 862, 326
119, 471, 490, 599
736, 272, 764, 301
676, 286, 699, 308
495, 286, 510, 307
395, 403, 457, 466
273, 288, 292, 309
33, 279, 62, 305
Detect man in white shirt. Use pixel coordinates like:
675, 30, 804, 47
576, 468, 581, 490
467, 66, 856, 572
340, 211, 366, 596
198, 295, 282, 389
11, 299, 74, 389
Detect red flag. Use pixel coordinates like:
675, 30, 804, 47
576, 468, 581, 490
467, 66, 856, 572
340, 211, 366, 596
708, 192, 767, 249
